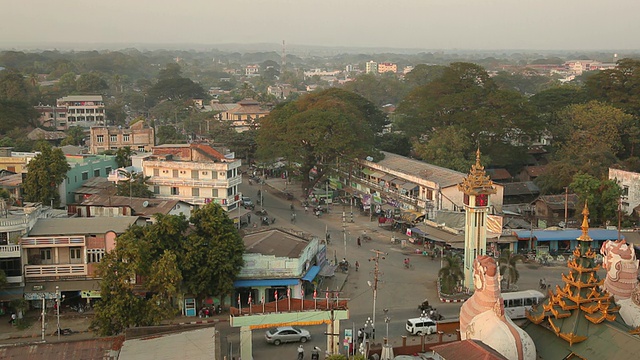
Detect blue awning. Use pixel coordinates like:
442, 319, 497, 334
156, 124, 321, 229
301, 265, 321, 282
512, 229, 624, 242
409, 227, 427, 237
233, 278, 299, 288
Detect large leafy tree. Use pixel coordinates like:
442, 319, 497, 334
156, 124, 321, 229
256, 88, 386, 192
342, 72, 408, 107
182, 204, 245, 306
92, 204, 244, 335
585, 58, 640, 117
115, 172, 154, 198
23, 142, 70, 207
0, 99, 39, 135
569, 173, 622, 226
395, 62, 540, 164
61, 126, 86, 146
75, 72, 108, 93
412, 126, 477, 173
536, 101, 633, 193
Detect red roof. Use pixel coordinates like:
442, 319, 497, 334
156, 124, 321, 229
431, 339, 509, 360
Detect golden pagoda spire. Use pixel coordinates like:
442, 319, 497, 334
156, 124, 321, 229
577, 201, 592, 242
458, 148, 497, 196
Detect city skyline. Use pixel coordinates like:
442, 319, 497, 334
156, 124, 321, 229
1, 0, 640, 52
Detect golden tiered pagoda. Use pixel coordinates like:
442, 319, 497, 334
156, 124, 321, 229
527, 203, 620, 345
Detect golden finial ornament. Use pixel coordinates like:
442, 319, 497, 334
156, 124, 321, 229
458, 148, 497, 196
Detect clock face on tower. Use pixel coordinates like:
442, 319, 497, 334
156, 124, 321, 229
476, 194, 488, 207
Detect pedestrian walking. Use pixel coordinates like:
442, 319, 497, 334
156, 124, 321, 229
311, 347, 320, 360
357, 237, 361, 247
297, 344, 304, 360
247, 213, 251, 223
355, 261, 359, 271
9, 313, 16, 325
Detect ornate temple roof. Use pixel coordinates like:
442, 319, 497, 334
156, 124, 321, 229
524, 202, 640, 358
458, 149, 497, 196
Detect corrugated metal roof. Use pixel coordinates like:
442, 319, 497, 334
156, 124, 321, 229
28, 216, 139, 236
58, 95, 103, 102
80, 194, 185, 216
375, 151, 466, 188
119, 328, 215, 360
243, 228, 309, 258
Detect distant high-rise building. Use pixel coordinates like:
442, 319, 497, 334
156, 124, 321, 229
378, 62, 397, 74
365, 61, 378, 74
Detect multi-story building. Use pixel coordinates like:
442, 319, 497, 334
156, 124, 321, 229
609, 168, 640, 216
56, 95, 106, 128
336, 151, 504, 220
20, 216, 143, 306
377, 62, 397, 74
365, 61, 378, 74
233, 228, 326, 304
142, 143, 242, 210
34, 105, 68, 131
61, 154, 118, 206
245, 65, 260, 76
0, 148, 35, 174
0, 204, 68, 301
89, 120, 155, 154
218, 99, 270, 132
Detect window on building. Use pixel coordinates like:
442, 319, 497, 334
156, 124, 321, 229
192, 188, 199, 197
173, 170, 179, 178
623, 185, 629, 197
40, 249, 52, 262
191, 170, 199, 179
87, 249, 105, 263
110, 135, 117, 142
212, 189, 218, 197
138, 146, 145, 152
227, 170, 232, 179
82, 171, 89, 180
171, 187, 179, 195
96, 135, 104, 143
94, 169, 100, 177
123, 134, 130, 142
153, 186, 159, 194
153, 168, 159, 176
70, 247, 82, 260
105, 167, 112, 175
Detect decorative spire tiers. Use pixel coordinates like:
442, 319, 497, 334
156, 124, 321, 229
526, 203, 621, 345
458, 149, 497, 290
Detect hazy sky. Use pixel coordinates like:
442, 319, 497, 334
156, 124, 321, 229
2, 0, 639, 51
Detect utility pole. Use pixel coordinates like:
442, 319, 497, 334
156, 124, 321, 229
368, 249, 386, 340
564, 186, 569, 227
56, 286, 60, 340
41, 296, 45, 341
342, 211, 347, 258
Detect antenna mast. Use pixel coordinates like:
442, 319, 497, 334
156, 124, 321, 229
281, 40, 286, 71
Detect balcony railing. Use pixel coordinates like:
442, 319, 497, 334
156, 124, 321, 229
20, 236, 85, 247
6, 275, 23, 284
0, 245, 21, 258
148, 177, 242, 188
24, 264, 87, 277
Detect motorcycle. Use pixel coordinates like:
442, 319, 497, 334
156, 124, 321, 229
255, 209, 268, 216
338, 260, 349, 273
261, 216, 271, 226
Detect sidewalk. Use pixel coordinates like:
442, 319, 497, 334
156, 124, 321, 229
0, 310, 93, 342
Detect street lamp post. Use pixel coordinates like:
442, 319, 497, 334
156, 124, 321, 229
360, 317, 373, 358
56, 286, 60, 340
384, 308, 390, 340
369, 249, 386, 340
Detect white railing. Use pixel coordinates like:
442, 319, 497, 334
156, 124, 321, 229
148, 177, 240, 188
20, 236, 85, 247
0, 245, 21, 258
24, 264, 87, 277
6, 275, 23, 284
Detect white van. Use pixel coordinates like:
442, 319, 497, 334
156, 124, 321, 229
405, 317, 437, 335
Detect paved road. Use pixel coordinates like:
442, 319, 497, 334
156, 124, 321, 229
225, 179, 588, 358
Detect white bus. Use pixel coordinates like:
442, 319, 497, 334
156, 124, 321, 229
502, 290, 545, 319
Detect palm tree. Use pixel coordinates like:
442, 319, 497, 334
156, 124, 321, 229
438, 255, 464, 294
498, 250, 525, 290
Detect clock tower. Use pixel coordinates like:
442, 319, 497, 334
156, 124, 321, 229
457, 149, 496, 290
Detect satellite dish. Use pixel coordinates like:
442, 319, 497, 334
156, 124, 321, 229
142, 201, 149, 208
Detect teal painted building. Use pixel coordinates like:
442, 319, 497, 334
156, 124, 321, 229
60, 154, 118, 206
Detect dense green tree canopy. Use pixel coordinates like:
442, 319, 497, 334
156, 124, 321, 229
115, 172, 154, 198
92, 204, 244, 335
256, 88, 385, 191
395, 62, 540, 165
23, 142, 70, 207
61, 126, 86, 146
342, 72, 408, 107
569, 173, 622, 226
